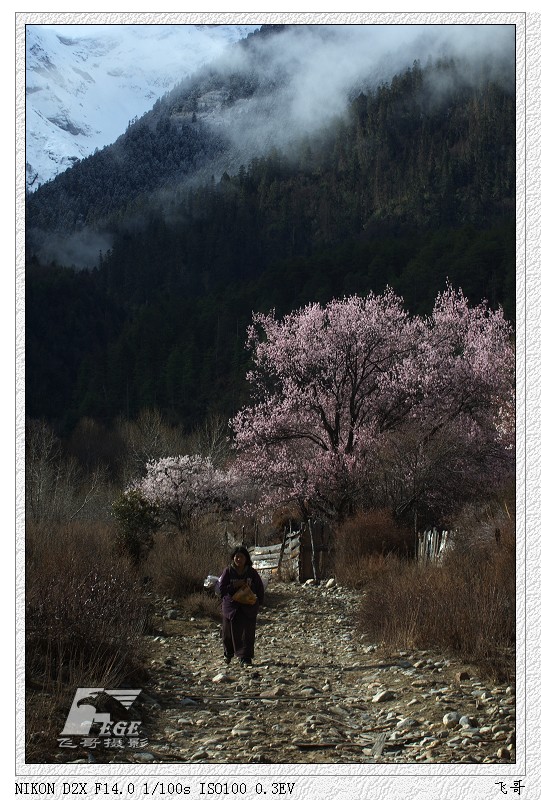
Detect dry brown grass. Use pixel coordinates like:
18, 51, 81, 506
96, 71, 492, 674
357, 517, 515, 681
144, 517, 229, 599
25, 520, 150, 762
181, 591, 222, 621
333, 509, 414, 587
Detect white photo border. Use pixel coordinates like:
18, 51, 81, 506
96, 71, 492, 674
15, 10, 533, 800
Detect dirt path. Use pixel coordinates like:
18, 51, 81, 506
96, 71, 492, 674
117, 581, 515, 764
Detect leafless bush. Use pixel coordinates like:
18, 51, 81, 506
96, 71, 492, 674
186, 413, 231, 468
26, 520, 150, 761
450, 499, 515, 553
333, 509, 414, 587
116, 408, 188, 482
181, 591, 222, 621
26, 520, 149, 687
358, 512, 515, 680
144, 516, 229, 599
26, 419, 114, 523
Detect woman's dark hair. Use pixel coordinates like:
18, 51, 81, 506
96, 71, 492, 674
231, 545, 253, 567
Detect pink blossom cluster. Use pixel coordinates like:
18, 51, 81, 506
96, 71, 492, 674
131, 454, 235, 528
231, 286, 515, 521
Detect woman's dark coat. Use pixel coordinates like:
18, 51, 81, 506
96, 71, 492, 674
218, 565, 265, 620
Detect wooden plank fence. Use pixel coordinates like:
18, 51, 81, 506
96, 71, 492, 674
224, 523, 451, 578
415, 528, 452, 563
226, 519, 330, 582
249, 531, 302, 580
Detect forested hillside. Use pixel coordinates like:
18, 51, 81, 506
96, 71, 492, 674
26, 45, 515, 434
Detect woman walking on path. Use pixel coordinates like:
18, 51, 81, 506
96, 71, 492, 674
218, 546, 265, 666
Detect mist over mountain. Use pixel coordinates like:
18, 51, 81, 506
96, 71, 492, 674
25, 23, 260, 190
26, 23, 514, 268
25, 23, 515, 433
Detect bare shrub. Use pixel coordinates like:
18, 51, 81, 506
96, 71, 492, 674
116, 408, 187, 483
181, 591, 222, 621
145, 516, 229, 599
350, 553, 402, 591
358, 513, 515, 680
26, 419, 115, 524
451, 499, 515, 553
26, 520, 149, 687
186, 413, 231, 468
26, 520, 150, 761
333, 509, 414, 587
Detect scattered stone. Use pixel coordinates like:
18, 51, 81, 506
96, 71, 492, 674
397, 717, 420, 729
372, 690, 396, 703
120, 581, 514, 766
191, 750, 210, 760
231, 727, 253, 737
132, 752, 156, 762
260, 687, 285, 698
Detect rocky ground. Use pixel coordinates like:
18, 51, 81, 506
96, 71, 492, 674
108, 581, 515, 765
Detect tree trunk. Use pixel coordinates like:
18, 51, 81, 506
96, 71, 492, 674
308, 518, 319, 585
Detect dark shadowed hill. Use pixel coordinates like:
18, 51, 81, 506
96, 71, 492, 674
25, 26, 515, 433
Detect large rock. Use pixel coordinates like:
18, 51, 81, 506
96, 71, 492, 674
372, 690, 396, 703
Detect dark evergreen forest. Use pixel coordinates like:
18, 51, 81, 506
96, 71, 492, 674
26, 46, 515, 435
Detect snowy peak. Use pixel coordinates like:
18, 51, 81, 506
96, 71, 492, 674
25, 24, 260, 190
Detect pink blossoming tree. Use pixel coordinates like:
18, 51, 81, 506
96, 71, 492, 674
231, 286, 514, 526
131, 454, 234, 532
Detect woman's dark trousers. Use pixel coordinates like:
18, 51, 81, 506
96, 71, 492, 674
222, 612, 257, 660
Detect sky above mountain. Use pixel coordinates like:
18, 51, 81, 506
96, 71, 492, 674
25, 24, 260, 189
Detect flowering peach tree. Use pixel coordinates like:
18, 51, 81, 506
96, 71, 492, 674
130, 454, 234, 531
231, 286, 514, 525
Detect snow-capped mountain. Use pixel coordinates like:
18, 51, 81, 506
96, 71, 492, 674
25, 24, 260, 191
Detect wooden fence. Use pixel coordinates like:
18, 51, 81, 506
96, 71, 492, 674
225, 523, 452, 578
226, 519, 331, 583
415, 528, 452, 563
249, 530, 302, 580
